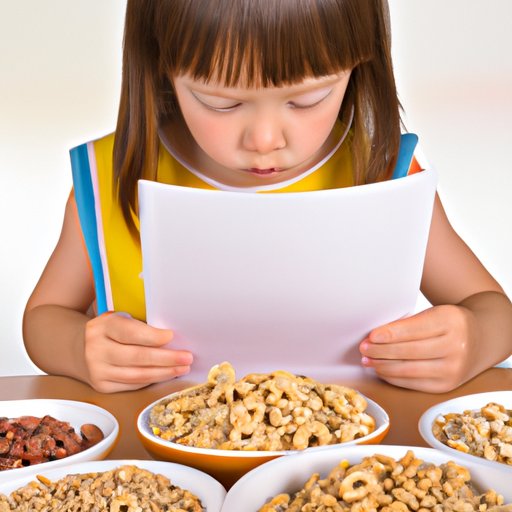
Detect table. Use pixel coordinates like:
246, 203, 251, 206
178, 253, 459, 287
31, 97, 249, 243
1, 368, 511, 461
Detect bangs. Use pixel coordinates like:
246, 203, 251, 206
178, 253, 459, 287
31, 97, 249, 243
156, 0, 375, 87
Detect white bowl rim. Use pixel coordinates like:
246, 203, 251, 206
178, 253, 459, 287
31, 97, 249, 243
137, 389, 390, 458
418, 390, 512, 473
0, 398, 119, 480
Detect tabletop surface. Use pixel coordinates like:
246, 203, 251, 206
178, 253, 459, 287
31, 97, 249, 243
1, 368, 511, 462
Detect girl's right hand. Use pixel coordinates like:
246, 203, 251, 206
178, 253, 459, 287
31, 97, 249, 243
83, 312, 193, 393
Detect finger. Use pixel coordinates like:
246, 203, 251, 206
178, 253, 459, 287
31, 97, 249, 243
369, 308, 447, 343
106, 345, 194, 368
103, 364, 192, 386
360, 335, 450, 361
363, 356, 442, 380
101, 313, 174, 347
373, 375, 449, 394
92, 365, 192, 393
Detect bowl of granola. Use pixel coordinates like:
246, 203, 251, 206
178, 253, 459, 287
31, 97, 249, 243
418, 391, 512, 473
220, 444, 512, 511
137, 362, 389, 488
0, 459, 226, 511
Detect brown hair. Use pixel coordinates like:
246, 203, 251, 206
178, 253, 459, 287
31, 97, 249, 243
114, 0, 402, 231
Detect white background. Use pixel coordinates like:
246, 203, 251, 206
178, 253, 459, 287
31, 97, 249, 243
0, 1, 510, 375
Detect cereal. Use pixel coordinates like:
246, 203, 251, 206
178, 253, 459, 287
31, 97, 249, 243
432, 402, 512, 466
258, 450, 512, 511
0, 465, 204, 511
149, 362, 376, 451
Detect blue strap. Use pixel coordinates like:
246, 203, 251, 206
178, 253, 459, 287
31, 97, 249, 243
70, 144, 108, 314
392, 133, 419, 179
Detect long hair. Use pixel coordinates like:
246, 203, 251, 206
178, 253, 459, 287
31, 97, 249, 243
114, 0, 401, 232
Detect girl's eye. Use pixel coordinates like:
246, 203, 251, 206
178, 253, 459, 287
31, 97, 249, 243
288, 88, 333, 110
288, 101, 320, 110
191, 91, 241, 112
207, 103, 241, 112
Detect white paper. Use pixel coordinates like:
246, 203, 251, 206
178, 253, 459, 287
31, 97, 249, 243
138, 169, 437, 382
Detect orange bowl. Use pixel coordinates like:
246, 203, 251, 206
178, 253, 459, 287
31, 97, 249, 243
136, 389, 389, 489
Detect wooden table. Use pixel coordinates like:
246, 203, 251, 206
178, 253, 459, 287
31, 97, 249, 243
2, 368, 511, 462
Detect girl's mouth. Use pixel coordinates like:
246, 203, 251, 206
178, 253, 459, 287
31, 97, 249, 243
246, 167, 281, 176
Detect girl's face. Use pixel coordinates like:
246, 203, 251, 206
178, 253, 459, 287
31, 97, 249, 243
171, 70, 352, 188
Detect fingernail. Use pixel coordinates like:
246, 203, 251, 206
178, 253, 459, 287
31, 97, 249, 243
177, 353, 194, 365
359, 341, 369, 353
370, 330, 389, 342
177, 365, 191, 376
361, 356, 371, 366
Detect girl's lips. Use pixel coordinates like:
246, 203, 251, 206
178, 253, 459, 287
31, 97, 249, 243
246, 167, 282, 176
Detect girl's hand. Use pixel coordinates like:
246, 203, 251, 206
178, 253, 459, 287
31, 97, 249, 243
84, 312, 193, 393
359, 305, 478, 393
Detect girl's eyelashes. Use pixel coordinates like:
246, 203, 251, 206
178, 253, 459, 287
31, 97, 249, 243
190, 86, 333, 112
288, 88, 333, 109
190, 91, 241, 112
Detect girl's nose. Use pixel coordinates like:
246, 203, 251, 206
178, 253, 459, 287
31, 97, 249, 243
242, 115, 286, 154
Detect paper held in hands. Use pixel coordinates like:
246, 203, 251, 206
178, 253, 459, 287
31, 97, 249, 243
138, 168, 437, 382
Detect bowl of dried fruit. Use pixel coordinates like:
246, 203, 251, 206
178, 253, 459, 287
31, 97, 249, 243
418, 391, 512, 473
220, 444, 512, 511
0, 399, 119, 483
137, 362, 389, 488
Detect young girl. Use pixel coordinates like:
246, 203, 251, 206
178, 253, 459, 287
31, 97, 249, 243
23, 0, 512, 393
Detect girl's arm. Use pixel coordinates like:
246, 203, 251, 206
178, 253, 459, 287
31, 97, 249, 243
23, 194, 97, 383
23, 194, 193, 392
360, 193, 512, 392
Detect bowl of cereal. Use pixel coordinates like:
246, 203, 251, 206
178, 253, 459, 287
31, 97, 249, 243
221, 444, 512, 511
0, 459, 226, 511
137, 362, 390, 488
418, 391, 512, 473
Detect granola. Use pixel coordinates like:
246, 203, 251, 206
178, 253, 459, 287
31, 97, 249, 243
0, 465, 204, 511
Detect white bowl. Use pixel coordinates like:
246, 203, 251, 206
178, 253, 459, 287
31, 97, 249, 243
221, 444, 512, 511
418, 390, 512, 473
0, 399, 119, 482
0, 459, 226, 511
137, 390, 389, 489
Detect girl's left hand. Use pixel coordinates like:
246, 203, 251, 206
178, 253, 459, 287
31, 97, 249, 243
359, 305, 478, 393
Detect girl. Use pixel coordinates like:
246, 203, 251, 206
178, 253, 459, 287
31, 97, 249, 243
23, 0, 512, 393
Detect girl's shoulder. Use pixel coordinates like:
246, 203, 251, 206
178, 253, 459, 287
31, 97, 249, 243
70, 132, 116, 158
393, 133, 430, 179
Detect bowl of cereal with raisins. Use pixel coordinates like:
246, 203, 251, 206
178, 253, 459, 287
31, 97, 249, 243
137, 362, 389, 488
418, 391, 512, 473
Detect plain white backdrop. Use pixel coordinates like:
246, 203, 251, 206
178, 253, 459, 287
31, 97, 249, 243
0, 1, 510, 375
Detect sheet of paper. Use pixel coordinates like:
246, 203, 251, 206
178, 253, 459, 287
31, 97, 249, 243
138, 169, 437, 383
